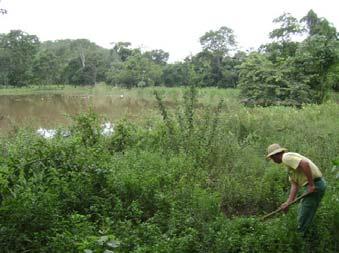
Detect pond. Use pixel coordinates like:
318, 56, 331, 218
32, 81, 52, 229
0, 93, 158, 134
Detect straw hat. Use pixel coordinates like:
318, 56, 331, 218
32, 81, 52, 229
266, 144, 287, 158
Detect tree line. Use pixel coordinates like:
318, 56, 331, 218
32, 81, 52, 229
0, 28, 241, 89
0, 10, 338, 105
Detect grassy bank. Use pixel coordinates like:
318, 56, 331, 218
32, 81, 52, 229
0, 84, 239, 102
0, 87, 338, 252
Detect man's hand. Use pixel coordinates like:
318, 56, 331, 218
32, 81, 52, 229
280, 202, 290, 213
307, 184, 316, 193
282, 181, 298, 213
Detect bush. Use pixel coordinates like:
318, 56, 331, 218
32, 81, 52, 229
238, 53, 312, 106
0, 90, 338, 252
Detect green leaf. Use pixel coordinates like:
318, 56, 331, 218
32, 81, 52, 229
332, 159, 339, 166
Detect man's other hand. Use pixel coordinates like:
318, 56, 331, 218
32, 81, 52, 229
280, 202, 290, 213
307, 184, 316, 193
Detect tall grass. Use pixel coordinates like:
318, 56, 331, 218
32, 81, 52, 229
0, 87, 338, 252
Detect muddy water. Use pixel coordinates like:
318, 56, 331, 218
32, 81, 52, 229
0, 94, 157, 134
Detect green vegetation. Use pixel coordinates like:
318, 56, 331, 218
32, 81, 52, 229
1, 4, 338, 252
239, 11, 339, 106
0, 88, 338, 252
1, 10, 338, 107
0, 84, 239, 104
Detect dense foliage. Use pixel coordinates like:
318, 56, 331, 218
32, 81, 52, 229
1, 10, 338, 107
239, 11, 339, 106
0, 88, 338, 252
0, 29, 243, 89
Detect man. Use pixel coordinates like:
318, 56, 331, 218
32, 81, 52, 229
266, 143, 326, 235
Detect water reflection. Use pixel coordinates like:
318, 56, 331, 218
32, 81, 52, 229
36, 122, 114, 139
0, 94, 155, 134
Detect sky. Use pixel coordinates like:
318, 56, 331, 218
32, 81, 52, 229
0, 0, 338, 62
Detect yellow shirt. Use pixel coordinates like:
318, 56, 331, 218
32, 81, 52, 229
282, 152, 322, 187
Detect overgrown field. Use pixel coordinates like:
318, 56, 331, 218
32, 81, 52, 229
0, 87, 338, 252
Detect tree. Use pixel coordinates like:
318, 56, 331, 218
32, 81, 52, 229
107, 52, 162, 88
299, 10, 338, 97
200, 26, 237, 56
269, 13, 303, 42
110, 42, 135, 62
189, 33, 243, 88
221, 52, 246, 88
259, 41, 300, 63
301, 10, 337, 40
239, 10, 338, 106
191, 26, 240, 87
261, 13, 303, 62
162, 62, 191, 87
40, 39, 115, 84
32, 50, 59, 85
293, 35, 337, 103
0, 30, 40, 86
63, 57, 96, 86
190, 51, 214, 87
86, 50, 115, 83
144, 49, 169, 65
327, 61, 339, 91
238, 52, 310, 106
0, 47, 10, 85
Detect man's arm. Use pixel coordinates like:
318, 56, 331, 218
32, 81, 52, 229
297, 160, 316, 193
281, 181, 299, 212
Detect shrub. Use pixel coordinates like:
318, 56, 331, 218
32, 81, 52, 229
0, 89, 338, 252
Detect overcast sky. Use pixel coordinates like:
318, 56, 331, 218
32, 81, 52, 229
1, 0, 338, 62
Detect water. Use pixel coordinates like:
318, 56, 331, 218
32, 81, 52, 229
0, 93, 156, 134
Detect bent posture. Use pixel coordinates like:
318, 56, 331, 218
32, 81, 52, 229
266, 144, 326, 235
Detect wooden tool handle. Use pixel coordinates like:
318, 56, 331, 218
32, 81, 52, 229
261, 191, 312, 220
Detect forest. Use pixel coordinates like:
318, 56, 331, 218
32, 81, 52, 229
1, 10, 338, 106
